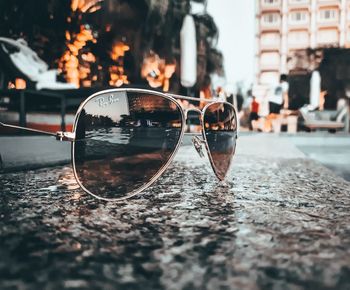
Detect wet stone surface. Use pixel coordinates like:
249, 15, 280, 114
0, 146, 350, 290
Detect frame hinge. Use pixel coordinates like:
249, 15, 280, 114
56, 131, 76, 141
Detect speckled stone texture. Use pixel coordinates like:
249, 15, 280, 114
1, 140, 350, 290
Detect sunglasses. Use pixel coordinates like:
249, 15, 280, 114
1, 88, 238, 201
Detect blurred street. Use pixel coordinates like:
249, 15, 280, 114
2, 133, 350, 181
288, 134, 350, 181
1, 135, 350, 290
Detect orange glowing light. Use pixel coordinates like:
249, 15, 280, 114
8, 82, 16, 89
110, 42, 130, 61
65, 31, 71, 41
15, 78, 26, 89
59, 23, 97, 87
108, 41, 130, 87
71, 0, 102, 13
60, 1, 132, 88
82, 52, 96, 62
141, 51, 176, 92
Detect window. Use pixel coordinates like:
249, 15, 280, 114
289, 0, 309, 4
262, 13, 280, 25
261, 52, 280, 67
289, 11, 309, 24
263, 0, 279, 4
317, 29, 339, 44
288, 31, 309, 48
261, 33, 281, 47
319, 9, 338, 21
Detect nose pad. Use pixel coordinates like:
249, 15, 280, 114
192, 136, 205, 158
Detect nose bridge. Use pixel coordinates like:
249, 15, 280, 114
184, 108, 202, 121
184, 108, 206, 158
192, 135, 205, 158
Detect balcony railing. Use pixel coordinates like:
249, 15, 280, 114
288, 41, 310, 50
260, 60, 280, 70
317, 0, 341, 8
260, 39, 281, 51
317, 20, 340, 29
317, 28, 340, 46
260, 19, 282, 32
288, 0, 310, 9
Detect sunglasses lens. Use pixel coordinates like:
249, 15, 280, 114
203, 103, 237, 180
73, 91, 183, 200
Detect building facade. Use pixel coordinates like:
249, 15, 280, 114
256, 0, 350, 85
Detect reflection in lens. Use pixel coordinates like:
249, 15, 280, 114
203, 103, 237, 180
73, 91, 183, 200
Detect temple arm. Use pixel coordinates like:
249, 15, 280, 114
0, 122, 75, 141
166, 93, 216, 103
0, 122, 55, 136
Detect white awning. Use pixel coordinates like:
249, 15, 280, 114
180, 15, 197, 87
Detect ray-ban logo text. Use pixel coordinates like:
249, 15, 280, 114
96, 94, 119, 107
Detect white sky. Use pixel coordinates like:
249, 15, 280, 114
206, 0, 255, 88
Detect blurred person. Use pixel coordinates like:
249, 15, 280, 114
268, 74, 289, 114
265, 74, 289, 132
319, 90, 327, 111
235, 92, 244, 112
324, 92, 338, 110
249, 96, 259, 131
226, 93, 234, 105
215, 86, 226, 101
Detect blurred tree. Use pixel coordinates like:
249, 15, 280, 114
0, 0, 70, 66
287, 47, 350, 109
0, 0, 224, 92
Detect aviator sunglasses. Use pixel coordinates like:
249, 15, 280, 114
0, 88, 238, 201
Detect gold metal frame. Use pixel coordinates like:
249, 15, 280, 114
201, 101, 237, 181
0, 88, 238, 202
71, 88, 186, 201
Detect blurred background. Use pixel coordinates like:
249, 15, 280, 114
0, 0, 349, 179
